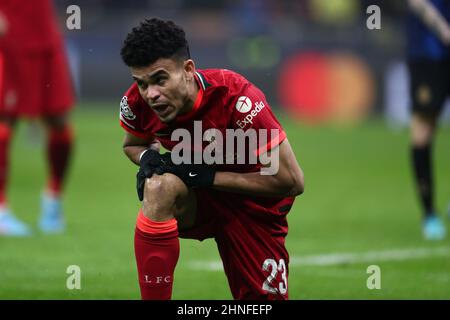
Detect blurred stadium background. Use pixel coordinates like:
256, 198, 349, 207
1, 0, 449, 299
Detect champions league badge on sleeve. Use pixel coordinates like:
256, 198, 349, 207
120, 96, 136, 121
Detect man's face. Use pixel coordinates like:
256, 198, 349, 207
131, 58, 194, 123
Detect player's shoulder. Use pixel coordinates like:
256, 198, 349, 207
119, 83, 158, 138
198, 68, 251, 90
121, 83, 146, 110
119, 83, 149, 123
122, 82, 140, 100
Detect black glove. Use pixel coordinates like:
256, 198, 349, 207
136, 149, 170, 201
140, 149, 165, 178
155, 152, 216, 188
136, 168, 146, 201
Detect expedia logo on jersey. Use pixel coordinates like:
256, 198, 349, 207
235, 101, 265, 129
120, 96, 136, 120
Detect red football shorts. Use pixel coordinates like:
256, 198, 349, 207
179, 188, 292, 300
0, 45, 74, 118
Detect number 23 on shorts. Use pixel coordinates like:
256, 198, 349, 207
262, 258, 288, 295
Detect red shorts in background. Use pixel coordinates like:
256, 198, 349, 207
0, 45, 74, 119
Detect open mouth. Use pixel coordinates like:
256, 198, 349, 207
152, 104, 171, 116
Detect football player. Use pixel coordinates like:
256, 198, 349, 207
120, 18, 304, 299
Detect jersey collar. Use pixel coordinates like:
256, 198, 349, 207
175, 71, 205, 123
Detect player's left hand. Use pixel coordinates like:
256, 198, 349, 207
136, 152, 172, 201
155, 152, 216, 188
136, 168, 147, 201
140, 149, 166, 178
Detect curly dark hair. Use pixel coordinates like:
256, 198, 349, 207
121, 18, 190, 68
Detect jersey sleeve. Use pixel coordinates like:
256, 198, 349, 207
230, 83, 287, 156
119, 85, 154, 140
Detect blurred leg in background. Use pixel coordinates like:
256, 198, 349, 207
410, 112, 446, 240
39, 115, 74, 233
408, 60, 449, 240
0, 0, 75, 236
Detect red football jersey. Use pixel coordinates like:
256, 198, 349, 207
120, 68, 294, 235
120, 69, 286, 166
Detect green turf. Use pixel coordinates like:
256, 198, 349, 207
0, 105, 449, 299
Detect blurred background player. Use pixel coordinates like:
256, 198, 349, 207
0, 0, 75, 236
407, 0, 450, 240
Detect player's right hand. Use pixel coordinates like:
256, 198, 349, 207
136, 149, 170, 201
139, 149, 165, 178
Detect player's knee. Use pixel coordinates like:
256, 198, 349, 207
144, 175, 167, 202
44, 115, 70, 131
412, 131, 432, 147
411, 114, 436, 147
411, 123, 434, 146
144, 173, 186, 198
142, 173, 188, 220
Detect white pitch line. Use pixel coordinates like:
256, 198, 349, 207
187, 246, 450, 271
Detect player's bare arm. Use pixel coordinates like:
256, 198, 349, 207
213, 138, 304, 197
408, 0, 450, 45
123, 132, 160, 165
0, 11, 8, 37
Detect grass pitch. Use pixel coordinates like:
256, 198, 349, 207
0, 105, 449, 299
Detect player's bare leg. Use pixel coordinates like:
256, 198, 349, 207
39, 114, 73, 233
0, 117, 32, 236
410, 112, 446, 240
135, 173, 196, 299
411, 113, 436, 147
142, 173, 196, 224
